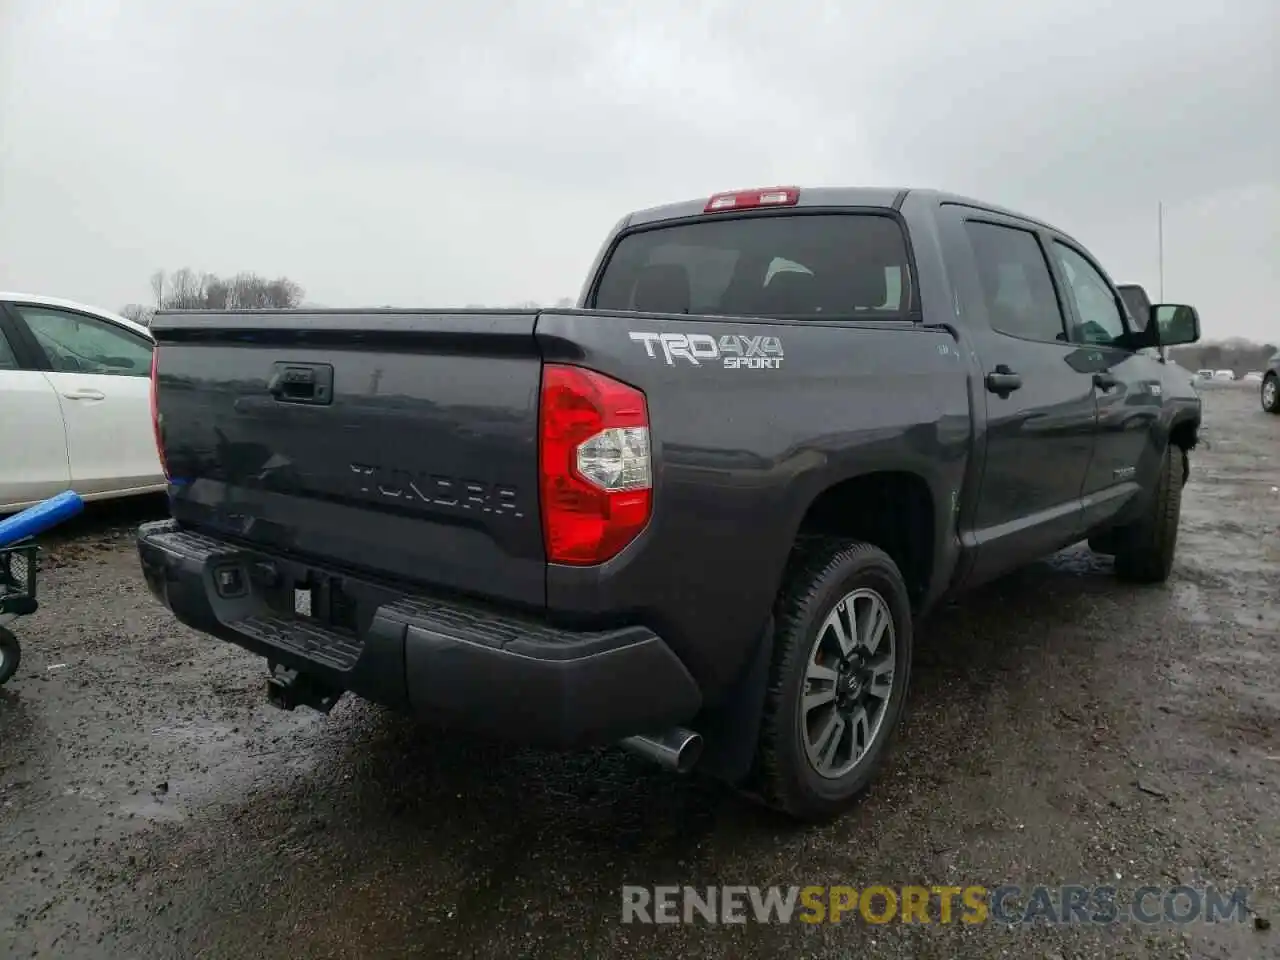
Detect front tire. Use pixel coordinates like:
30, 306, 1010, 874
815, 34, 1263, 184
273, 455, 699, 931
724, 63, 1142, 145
1112, 444, 1185, 583
0, 626, 21, 685
753, 540, 913, 821
1262, 374, 1280, 415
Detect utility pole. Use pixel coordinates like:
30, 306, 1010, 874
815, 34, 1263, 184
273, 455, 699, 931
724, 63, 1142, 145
1158, 200, 1164, 301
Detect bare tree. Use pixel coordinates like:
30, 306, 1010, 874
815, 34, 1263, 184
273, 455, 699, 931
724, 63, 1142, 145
146, 268, 306, 311
165, 268, 206, 309
265, 277, 304, 308
119, 304, 155, 326
204, 274, 231, 310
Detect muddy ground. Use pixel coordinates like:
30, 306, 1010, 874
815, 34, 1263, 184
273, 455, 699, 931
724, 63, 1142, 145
1, 385, 1277, 959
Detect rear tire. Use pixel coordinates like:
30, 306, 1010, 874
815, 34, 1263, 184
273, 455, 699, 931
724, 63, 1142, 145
0, 626, 20, 686
1112, 444, 1185, 584
1262, 374, 1280, 415
753, 540, 913, 821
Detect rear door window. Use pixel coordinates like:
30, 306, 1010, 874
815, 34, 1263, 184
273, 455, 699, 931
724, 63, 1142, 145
592, 214, 912, 320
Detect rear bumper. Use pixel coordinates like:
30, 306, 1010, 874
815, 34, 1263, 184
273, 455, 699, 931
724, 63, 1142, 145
136, 520, 701, 749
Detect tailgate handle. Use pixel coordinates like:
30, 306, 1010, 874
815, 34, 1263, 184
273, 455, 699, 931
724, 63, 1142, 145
268, 362, 334, 405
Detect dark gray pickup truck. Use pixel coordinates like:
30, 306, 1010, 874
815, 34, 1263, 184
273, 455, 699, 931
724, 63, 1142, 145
137, 187, 1203, 820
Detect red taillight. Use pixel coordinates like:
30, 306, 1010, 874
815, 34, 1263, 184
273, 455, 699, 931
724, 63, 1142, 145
704, 186, 800, 213
149, 346, 170, 481
539, 364, 652, 565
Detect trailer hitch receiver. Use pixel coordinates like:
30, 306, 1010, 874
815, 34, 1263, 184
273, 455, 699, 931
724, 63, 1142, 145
266, 663, 342, 714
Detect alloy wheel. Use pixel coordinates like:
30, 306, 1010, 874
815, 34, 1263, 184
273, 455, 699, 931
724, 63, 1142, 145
798, 587, 897, 779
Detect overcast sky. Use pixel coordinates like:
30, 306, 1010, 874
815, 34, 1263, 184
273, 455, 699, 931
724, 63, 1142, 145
1, 0, 1275, 340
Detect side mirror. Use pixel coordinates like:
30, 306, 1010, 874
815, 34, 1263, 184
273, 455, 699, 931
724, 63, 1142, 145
1150, 303, 1200, 346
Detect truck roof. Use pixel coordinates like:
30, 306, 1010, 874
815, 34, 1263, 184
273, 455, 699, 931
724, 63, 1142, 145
622, 187, 1077, 244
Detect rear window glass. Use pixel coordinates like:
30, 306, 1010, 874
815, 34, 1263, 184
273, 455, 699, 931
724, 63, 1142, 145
591, 214, 912, 320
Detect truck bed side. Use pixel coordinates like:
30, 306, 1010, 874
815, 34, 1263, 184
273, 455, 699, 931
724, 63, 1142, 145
535, 309, 971, 693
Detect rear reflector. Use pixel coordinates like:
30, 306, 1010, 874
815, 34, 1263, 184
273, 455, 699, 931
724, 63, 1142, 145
704, 186, 799, 213
539, 365, 652, 565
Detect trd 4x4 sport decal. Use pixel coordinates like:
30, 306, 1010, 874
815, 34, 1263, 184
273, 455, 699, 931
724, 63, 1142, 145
628, 332, 784, 369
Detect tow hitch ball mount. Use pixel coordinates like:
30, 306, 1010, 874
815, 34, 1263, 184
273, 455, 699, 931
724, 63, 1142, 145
266, 663, 341, 714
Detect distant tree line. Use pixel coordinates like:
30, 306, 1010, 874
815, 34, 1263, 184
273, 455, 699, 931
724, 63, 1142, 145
120, 268, 305, 325
1169, 339, 1277, 375
118, 275, 574, 325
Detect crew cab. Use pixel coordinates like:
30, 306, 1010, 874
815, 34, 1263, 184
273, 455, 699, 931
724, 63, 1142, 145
137, 187, 1202, 820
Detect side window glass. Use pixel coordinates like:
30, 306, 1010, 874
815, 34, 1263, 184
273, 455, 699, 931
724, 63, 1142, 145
1051, 242, 1128, 345
0, 326, 19, 370
13, 306, 152, 377
962, 221, 1068, 343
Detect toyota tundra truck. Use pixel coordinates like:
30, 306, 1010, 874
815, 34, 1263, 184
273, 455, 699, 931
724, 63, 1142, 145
137, 186, 1203, 820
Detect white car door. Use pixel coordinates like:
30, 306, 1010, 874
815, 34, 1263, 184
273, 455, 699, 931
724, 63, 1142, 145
0, 317, 71, 511
9, 304, 161, 497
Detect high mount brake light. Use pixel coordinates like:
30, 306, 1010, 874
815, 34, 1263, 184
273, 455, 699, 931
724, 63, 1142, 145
149, 346, 170, 481
704, 186, 800, 213
539, 365, 652, 565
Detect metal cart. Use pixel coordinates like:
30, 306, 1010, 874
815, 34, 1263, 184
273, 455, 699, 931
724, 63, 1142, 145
0, 491, 85, 686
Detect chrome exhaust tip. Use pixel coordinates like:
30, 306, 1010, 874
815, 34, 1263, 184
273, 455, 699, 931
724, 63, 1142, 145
619, 728, 703, 773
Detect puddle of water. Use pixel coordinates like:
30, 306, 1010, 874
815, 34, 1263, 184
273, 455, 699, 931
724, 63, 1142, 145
1170, 582, 1218, 626
119, 797, 187, 823
146, 709, 331, 808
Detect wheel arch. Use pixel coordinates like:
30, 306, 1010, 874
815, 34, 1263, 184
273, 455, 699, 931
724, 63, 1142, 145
1168, 412, 1200, 484
786, 469, 939, 613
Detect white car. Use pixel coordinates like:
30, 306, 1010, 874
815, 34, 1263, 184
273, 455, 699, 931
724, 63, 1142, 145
0, 292, 164, 513
1194, 369, 1214, 382
1242, 371, 1264, 383
1212, 369, 1236, 381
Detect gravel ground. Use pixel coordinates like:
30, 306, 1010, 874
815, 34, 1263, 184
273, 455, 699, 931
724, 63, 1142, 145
1, 385, 1277, 959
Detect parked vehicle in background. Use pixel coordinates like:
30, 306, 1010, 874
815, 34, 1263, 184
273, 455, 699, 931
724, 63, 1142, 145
1242, 371, 1264, 383
1116, 283, 1152, 332
1262, 351, 1280, 414
0, 293, 162, 513
1213, 370, 1236, 381
138, 186, 1203, 820
1195, 369, 1215, 382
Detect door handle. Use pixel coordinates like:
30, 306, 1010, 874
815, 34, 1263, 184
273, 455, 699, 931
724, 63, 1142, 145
984, 365, 1022, 398
1093, 371, 1120, 391
267, 362, 334, 405
61, 388, 106, 401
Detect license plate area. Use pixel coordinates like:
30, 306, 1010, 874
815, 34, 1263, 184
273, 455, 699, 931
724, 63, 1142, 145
288, 574, 358, 634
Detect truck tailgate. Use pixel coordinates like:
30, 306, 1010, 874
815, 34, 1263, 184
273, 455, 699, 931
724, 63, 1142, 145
150, 310, 545, 607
